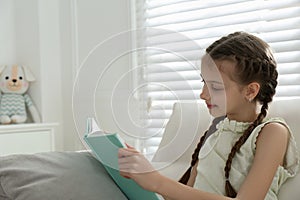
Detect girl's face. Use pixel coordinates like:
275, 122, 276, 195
200, 56, 250, 120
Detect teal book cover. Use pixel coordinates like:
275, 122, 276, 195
84, 118, 160, 200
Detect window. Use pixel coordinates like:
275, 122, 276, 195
132, 0, 300, 155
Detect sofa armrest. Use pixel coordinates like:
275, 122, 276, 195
0, 151, 127, 200
153, 101, 212, 179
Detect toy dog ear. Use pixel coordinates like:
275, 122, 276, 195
0, 65, 7, 74
21, 65, 36, 82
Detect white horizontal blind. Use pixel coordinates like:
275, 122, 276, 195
134, 0, 300, 154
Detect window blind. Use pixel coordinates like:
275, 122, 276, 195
133, 0, 300, 154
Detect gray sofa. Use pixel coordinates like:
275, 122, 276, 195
0, 151, 127, 200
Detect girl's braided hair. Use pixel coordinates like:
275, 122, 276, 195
179, 32, 278, 197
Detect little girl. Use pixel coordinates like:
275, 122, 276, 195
118, 32, 299, 200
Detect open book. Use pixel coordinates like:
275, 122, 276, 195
83, 118, 160, 200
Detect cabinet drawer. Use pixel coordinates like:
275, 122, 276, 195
0, 123, 57, 156
0, 131, 52, 155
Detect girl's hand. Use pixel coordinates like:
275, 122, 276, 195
118, 145, 162, 192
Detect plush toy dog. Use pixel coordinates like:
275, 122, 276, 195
0, 65, 41, 124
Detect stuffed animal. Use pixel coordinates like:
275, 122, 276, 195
0, 65, 41, 124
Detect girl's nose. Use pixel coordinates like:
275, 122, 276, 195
200, 84, 210, 100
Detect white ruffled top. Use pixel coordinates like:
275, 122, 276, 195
194, 117, 300, 200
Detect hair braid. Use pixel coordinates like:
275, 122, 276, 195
179, 116, 226, 184
224, 102, 269, 197
206, 32, 241, 54
179, 131, 208, 184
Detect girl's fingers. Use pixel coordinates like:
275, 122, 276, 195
118, 155, 137, 164
118, 147, 139, 158
125, 143, 135, 149
119, 160, 139, 174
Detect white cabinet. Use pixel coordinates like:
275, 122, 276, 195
0, 123, 58, 156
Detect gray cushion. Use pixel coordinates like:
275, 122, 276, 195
0, 151, 127, 200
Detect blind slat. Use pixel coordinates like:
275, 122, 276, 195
145, 90, 200, 101
145, 27, 300, 47
145, 80, 202, 91
147, 62, 200, 73
277, 63, 300, 74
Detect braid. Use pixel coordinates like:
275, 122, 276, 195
179, 116, 226, 184
224, 102, 269, 197
206, 32, 241, 54
179, 131, 208, 184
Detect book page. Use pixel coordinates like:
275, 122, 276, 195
85, 118, 126, 147
86, 117, 110, 136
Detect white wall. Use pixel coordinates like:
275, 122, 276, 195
0, 0, 16, 64
0, 0, 133, 151
14, 0, 41, 113
60, 0, 134, 150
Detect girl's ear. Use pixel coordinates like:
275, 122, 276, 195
245, 82, 260, 101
